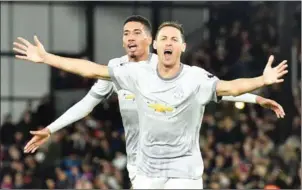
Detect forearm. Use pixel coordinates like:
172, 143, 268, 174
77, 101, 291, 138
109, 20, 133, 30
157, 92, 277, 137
222, 93, 258, 104
217, 76, 264, 96
43, 53, 110, 80
46, 94, 102, 133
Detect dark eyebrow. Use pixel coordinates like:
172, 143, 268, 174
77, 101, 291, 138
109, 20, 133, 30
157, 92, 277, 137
160, 35, 178, 39
124, 29, 142, 33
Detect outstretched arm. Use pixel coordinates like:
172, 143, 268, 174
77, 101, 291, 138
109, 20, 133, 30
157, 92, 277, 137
47, 94, 102, 133
13, 36, 110, 80
23, 94, 101, 153
42, 53, 110, 80
47, 79, 113, 133
222, 93, 257, 103
24, 80, 114, 153
216, 55, 288, 97
222, 94, 285, 118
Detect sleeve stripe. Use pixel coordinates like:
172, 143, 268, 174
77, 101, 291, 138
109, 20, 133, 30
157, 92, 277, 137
212, 79, 222, 103
88, 90, 104, 99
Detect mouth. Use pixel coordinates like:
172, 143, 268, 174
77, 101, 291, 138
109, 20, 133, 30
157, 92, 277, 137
128, 44, 138, 52
163, 50, 173, 60
164, 50, 173, 55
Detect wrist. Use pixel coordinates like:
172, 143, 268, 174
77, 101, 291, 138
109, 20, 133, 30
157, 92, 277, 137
260, 75, 266, 86
259, 75, 265, 86
255, 95, 262, 104
41, 52, 51, 64
44, 127, 51, 136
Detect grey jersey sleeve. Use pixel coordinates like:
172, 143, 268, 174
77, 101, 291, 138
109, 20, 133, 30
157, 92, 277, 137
194, 66, 221, 104
108, 61, 138, 93
88, 79, 114, 100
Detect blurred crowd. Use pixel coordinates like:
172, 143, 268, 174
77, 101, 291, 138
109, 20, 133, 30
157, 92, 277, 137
187, 2, 294, 80
200, 83, 301, 189
191, 3, 301, 189
1, 2, 301, 190
1, 87, 300, 189
1, 93, 130, 189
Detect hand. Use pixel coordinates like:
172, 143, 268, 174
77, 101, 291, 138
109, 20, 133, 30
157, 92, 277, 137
256, 96, 285, 118
24, 128, 51, 153
13, 35, 47, 63
262, 55, 288, 85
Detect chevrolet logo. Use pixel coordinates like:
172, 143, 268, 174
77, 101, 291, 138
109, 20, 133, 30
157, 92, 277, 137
148, 104, 174, 113
125, 94, 135, 100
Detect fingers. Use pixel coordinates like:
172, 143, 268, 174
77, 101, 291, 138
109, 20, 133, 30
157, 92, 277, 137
277, 106, 285, 118
277, 70, 288, 78
34, 35, 42, 47
30, 130, 47, 136
13, 42, 27, 51
15, 55, 28, 60
24, 137, 37, 153
275, 60, 287, 68
25, 140, 41, 153
276, 79, 284, 83
277, 110, 282, 118
274, 109, 283, 119
273, 104, 285, 119
275, 62, 288, 73
24, 140, 33, 150
274, 60, 288, 83
24, 131, 50, 153
265, 99, 285, 118
24, 132, 40, 152
278, 105, 285, 116
275, 110, 281, 118
24, 143, 34, 153
13, 48, 27, 55
24, 143, 37, 153
277, 65, 288, 74
273, 107, 282, 118
266, 55, 274, 67
17, 37, 31, 47
24, 135, 37, 149
24, 130, 50, 153
31, 146, 39, 153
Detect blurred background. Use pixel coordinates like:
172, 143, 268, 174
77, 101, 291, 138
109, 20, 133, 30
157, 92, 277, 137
0, 1, 301, 189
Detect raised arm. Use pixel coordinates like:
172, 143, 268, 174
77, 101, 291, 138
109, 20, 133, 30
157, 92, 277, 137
13, 36, 110, 80
216, 55, 288, 97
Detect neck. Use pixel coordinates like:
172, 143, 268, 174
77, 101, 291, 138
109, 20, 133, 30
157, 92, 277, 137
157, 60, 182, 79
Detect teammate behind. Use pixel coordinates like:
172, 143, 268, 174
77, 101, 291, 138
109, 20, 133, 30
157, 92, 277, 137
23, 15, 155, 185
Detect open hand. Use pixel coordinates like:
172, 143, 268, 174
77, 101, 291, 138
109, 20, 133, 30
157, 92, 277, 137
13, 35, 47, 63
24, 128, 51, 153
263, 55, 288, 85
256, 96, 285, 118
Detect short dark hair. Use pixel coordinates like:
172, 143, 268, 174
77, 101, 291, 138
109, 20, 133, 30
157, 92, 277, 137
155, 21, 185, 42
123, 15, 152, 35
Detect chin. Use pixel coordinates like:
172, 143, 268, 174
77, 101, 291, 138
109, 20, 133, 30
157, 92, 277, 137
130, 54, 137, 59
127, 52, 136, 59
